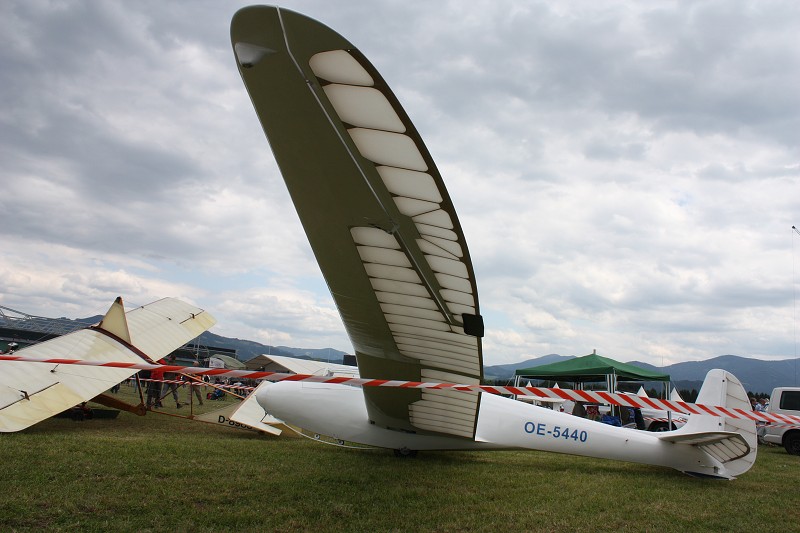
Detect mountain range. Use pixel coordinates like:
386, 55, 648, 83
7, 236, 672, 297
484, 354, 800, 395
195, 330, 349, 363
74, 316, 798, 395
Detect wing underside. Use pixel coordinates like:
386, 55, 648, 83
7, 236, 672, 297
232, 6, 483, 439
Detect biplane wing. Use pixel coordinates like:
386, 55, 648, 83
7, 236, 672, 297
0, 297, 215, 432
232, 6, 484, 439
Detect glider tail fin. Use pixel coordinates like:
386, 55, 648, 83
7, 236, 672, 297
696, 369, 758, 477
662, 369, 757, 478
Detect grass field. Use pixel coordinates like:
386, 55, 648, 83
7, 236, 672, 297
3, 386, 799, 532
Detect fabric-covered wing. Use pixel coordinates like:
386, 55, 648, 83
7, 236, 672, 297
232, 6, 483, 439
0, 297, 215, 432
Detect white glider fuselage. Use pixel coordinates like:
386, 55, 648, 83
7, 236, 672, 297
258, 381, 498, 451
257, 378, 753, 479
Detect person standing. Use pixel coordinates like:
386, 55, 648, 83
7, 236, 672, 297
146, 366, 162, 409
161, 355, 182, 408
185, 361, 204, 405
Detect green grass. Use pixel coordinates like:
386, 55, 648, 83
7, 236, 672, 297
2, 390, 799, 532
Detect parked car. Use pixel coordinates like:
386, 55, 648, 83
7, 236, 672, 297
558, 396, 688, 431
758, 387, 800, 455
640, 408, 688, 432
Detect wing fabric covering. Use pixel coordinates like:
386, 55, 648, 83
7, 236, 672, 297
659, 432, 751, 464
232, 6, 483, 439
0, 297, 216, 432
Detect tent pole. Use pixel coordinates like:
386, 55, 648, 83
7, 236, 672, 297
667, 381, 673, 429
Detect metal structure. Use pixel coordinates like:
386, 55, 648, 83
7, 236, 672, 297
0, 304, 88, 346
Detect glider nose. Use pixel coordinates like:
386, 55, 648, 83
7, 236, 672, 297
255, 380, 298, 421
255, 381, 275, 413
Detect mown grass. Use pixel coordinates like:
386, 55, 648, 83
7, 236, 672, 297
2, 391, 799, 532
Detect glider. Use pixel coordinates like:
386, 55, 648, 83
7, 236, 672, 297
0, 297, 215, 432
231, 5, 756, 478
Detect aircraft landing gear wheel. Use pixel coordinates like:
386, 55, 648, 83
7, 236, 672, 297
784, 433, 800, 455
393, 447, 418, 458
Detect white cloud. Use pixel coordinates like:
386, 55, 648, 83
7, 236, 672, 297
1, 0, 798, 367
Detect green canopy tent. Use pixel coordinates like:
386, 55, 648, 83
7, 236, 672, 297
514, 352, 670, 396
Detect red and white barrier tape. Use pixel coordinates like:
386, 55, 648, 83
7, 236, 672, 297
134, 377, 254, 391
3, 355, 798, 426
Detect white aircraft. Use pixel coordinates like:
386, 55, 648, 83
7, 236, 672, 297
201, 355, 359, 436
0, 297, 215, 432
230, 6, 757, 478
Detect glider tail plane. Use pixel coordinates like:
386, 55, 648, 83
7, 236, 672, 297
659, 369, 757, 479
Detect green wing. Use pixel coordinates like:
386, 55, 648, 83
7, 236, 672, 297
231, 6, 483, 439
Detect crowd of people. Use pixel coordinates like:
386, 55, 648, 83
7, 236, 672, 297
751, 396, 769, 412
108, 356, 259, 410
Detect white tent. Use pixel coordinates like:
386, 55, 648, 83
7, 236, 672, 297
208, 354, 246, 370
244, 354, 359, 378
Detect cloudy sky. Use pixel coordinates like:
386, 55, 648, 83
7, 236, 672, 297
1, 0, 798, 367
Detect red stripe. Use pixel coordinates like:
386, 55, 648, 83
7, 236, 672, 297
596, 392, 623, 406
695, 404, 718, 416
324, 377, 351, 384
636, 397, 662, 410
771, 413, 797, 424
523, 387, 552, 399
673, 401, 701, 415
574, 390, 597, 402
731, 408, 759, 421
198, 369, 233, 376
620, 395, 643, 408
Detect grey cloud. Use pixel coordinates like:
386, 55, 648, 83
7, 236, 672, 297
584, 140, 648, 161
1, 0, 798, 365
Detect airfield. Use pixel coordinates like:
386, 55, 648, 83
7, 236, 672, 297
2, 4, 797, 530
2, 385, 798, 532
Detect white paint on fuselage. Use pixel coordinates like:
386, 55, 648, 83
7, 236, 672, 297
257, 381, 730, 477
257, 381, 497, 450
476, 390, 720, 475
